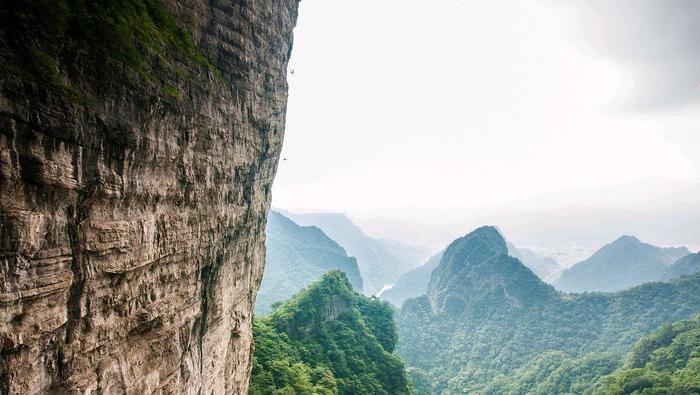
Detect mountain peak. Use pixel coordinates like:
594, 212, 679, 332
453, 225, 508, 255
555, 235, 691, 293
255, 271, 412, 394
256, 210, 365, 315
613, 235, 641, 244
269, 271, 356, 337
427, 226, 552, 313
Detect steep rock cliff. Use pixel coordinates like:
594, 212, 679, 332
0, 0, 298, 393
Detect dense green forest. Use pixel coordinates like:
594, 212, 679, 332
599, 315, 700, 394
481, 315, 700, 394
253, 225, 700, 394
397, 227, 700, 394
250, 271, 411, 395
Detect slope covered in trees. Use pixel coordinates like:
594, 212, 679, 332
256, 211, 363, 315
250, 271, 411, 395
663, 251, 700, 281
598, 315, 700, 394
381, 238, 561, 308
396, 227, 700, 394
483, 315, 700, 394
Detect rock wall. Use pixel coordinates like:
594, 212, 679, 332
0, 0, 298, 393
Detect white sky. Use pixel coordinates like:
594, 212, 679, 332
272, 0, 700, 218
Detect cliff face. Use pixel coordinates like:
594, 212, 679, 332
0, 1, 298, 393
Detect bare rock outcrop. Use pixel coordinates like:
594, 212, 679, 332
0, 0, 298, 393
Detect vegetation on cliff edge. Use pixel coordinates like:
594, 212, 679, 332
0, 0, 211, 101
250, 271, 412, 395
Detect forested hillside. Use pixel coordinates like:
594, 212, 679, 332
397, 227, 700, 394
598, 315, 700, 394
251, 271, 411, 395
480, 315, 700, 394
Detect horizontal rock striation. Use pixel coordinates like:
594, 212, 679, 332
0, 0, 298, 393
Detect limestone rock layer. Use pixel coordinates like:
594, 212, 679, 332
0, 1, 299, 393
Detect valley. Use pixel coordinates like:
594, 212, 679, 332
254, 213, 700, 394
2, 1, 698, 394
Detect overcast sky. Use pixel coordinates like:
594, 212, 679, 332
272, 0, 700, 220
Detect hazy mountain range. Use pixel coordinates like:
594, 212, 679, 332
351, 180, 700, 265
380, 251, 444, 308
256, 211, 363, 315
379, 238, 561, 308
396, 226, 700, 394
506, 241, 562, 282
280, 211, 428, 295
256, 211, 700, 393
554, 235, 691, 293
663, 251, 700, 281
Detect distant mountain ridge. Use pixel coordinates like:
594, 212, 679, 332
397, 227, 700, 394
256, 211, 363, 315
506, 242, 561, 282
380, 234, 561, 308
663, 251, 700, 280
282, 211, 427, 295
554, 235, 690, 293
380, 251, 444, 307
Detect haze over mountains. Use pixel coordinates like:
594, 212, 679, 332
379, 238, 563, 308
555, 235, 691, 293
262, 208, 697, 309
256, 211, 363, 315
396, 226, 700, 394
380, 252, 444, 308
255, 210, 700, 393
664, 252, 700, 281
506, 242, 562, 282
349, 180, 700, 265
281, 211, 428, 295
